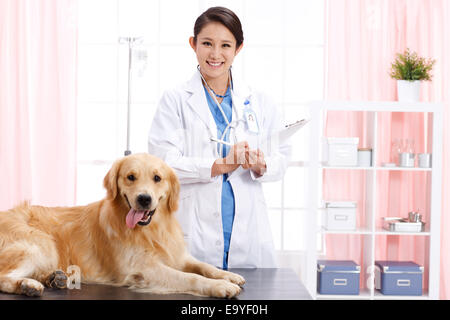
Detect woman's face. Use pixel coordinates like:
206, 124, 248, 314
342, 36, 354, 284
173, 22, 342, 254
189, 22, 243, 84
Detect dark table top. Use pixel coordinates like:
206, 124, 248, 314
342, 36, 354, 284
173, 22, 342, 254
0, 268, 311, 300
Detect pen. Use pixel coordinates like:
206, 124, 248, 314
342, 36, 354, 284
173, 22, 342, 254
285, 119, 305, 128
210, 137, 233, 146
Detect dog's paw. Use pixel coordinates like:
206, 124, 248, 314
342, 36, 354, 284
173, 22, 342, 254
19, 279, 44, 297
222, 271, 245, 287
45, 270, 68, 289
209, 279, 242, 298
124, 272, 146, 288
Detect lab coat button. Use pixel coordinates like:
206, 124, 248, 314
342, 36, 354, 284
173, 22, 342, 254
215, 240, 221, 246
214, 212, 220, 217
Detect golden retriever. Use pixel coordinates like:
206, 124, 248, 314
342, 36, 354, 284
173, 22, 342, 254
0, 153, 245, 298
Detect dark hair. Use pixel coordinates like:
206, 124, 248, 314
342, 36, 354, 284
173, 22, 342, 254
193, 7, 244, 48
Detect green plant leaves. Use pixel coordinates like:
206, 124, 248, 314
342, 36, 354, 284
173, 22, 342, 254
390, 48, 435, 81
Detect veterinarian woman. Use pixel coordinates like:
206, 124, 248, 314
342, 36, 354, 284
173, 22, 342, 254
148, 7, 291, 269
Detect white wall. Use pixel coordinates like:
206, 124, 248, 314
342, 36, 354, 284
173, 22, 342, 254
76, 0, 325, 263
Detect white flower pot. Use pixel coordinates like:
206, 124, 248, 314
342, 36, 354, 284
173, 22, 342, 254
397, 80, 421, 102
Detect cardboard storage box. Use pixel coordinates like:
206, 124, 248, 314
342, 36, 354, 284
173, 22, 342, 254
324, 137, 359, 166
375, 261, 423, 296
317, 260, 360, 295
324, 201, 357, 231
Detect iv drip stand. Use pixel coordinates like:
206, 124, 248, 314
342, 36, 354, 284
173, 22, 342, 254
118, 37, 143, 156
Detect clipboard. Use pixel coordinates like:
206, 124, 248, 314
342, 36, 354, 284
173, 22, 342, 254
277, 118, 310, 144
227, 118, 310, 180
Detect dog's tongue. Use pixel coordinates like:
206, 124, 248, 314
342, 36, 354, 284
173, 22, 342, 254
126, 209, 145, 229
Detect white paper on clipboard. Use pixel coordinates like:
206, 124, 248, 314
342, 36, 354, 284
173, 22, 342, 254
227, 118, 309, 180
277, 118, 310, 144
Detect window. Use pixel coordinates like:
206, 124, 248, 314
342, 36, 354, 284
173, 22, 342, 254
77, 0, 325, 252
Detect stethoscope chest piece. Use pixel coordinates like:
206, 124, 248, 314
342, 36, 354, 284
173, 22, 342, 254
199, 67, 259, 155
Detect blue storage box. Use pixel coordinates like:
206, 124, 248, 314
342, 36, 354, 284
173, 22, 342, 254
375, 261, 423, 296
317, 260, 360, 295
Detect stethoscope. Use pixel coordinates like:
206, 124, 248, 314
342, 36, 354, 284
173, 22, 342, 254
198, 66, 247, 158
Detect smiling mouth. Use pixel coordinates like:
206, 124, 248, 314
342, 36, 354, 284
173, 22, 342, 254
136, 209, 156, 226
124, 195, 156, 228
207, 61, 224, 68
126, 207, 156, 228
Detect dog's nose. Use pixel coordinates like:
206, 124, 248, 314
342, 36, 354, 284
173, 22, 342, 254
137, 194, 152, 208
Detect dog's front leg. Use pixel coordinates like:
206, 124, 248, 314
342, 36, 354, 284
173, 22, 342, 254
124, 262, 242, 298
181, 255, 245, 287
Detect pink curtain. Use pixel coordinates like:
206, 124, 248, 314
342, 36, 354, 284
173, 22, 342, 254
0, 0, 77, 210
325, 0, 450, 299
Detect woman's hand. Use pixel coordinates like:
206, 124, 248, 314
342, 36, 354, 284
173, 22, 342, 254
211, 141, 249, 177
210, 142, 266, 178
243, 149, 267, 177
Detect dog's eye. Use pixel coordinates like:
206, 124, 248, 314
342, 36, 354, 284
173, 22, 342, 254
127, 174, 136, 181
154, 175, 161, 183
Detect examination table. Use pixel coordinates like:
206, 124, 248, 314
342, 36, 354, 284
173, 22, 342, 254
0, 268, 311, 300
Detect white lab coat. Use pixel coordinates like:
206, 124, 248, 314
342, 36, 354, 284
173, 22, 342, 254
148, 71, 291, 268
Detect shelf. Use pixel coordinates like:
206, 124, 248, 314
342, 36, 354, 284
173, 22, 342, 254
318, 227, 430, 236
376, 166, 432, 172
320, 165, 432, 172
321, 165, 374, 170
288, 162, 433, 172
316, 289, 430, 300
305, 101, 443, 300
373, 290, 429, 300
318, 227, 372, 235
375, 228, 431, 236
317, 289, 371, 300
307, 100, 440, 112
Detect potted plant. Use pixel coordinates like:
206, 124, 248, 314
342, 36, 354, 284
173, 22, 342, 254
390, 48, 436, 102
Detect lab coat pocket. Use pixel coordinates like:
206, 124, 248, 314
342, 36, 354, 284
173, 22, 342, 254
256, 194, 277, 267
256, 191, 268, 210
175, 190, 194, 240
256, 193, 273, 241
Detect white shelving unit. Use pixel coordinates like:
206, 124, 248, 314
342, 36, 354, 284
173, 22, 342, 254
301, 100, 443, 300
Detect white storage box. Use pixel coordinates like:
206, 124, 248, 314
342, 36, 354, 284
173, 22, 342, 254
325, 201, 357, 231
324, 137, 359, 166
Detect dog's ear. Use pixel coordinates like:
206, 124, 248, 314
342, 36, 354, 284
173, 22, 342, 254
103, 158, 123, 200
166, 168, 180, 213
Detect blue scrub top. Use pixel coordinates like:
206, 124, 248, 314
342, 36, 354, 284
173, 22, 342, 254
203, 85, 235, 270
